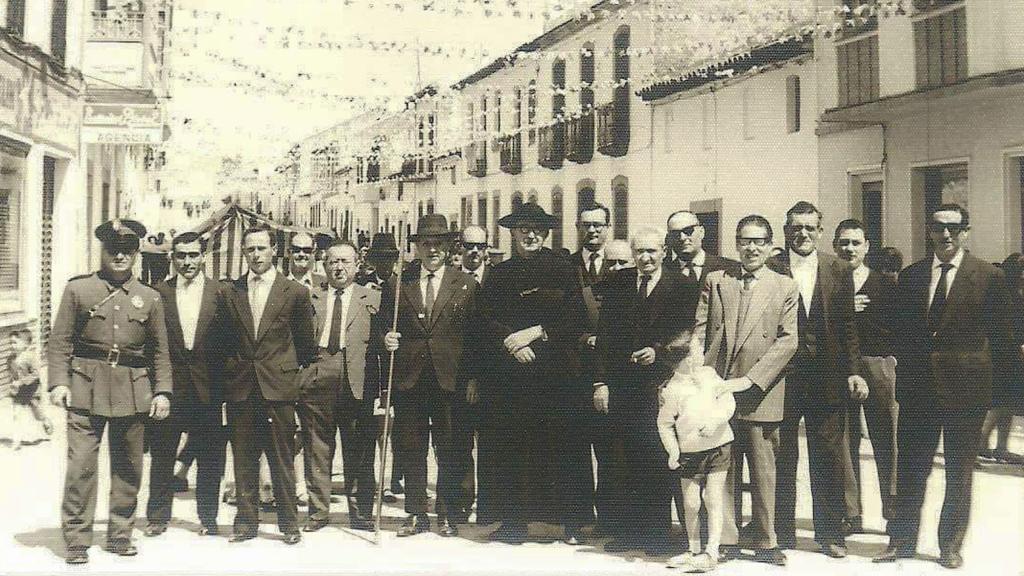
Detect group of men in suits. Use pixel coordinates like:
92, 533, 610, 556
47, 198, 1009, 570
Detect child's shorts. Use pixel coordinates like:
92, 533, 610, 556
676, 442, 732, 480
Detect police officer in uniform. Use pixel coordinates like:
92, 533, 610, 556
48, 219, 173, 565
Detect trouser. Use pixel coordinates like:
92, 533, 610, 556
62, 411, 146, 549
439, 388, 476, 521
848, 355, 899, 519
298, 365, 378, 522
888, 403, 985, 555
723, 420, 780, 549
227, 394, 298, 535
146, 403, 226, 526
777, 387, 853, 546
394, 367, 459, 517
615, 391, 672, 544
591, 409, 626, 533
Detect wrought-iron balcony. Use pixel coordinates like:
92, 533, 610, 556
596, 100, 629, 157
401, 156, 434, 181
564, 113, 594, 164
537, 124, 564, 170
465, 140, 487, 177
90, 10, 144, 42
499, 133, 522, 175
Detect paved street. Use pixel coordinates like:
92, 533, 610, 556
2, 406, 1022, 576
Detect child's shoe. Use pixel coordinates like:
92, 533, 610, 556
667, 551, 695, 568
687, 552, 718, 573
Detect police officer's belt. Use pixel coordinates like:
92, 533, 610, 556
73, 343, 148, 368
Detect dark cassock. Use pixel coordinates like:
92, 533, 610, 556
475, 203, 593, 545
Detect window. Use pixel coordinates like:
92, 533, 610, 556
786, 75, 801, 133
514, 88, 523, 129
5, 0, 25, 36
914, 6, 967, 89
551, 188, 563, 250
552, 59, 566, 119
492, 193, 500, 249
580, 42, 595, 112
480, 95, 488, 134
426, 199, 435, 215
576, 182, 595, 250
861, 179, 884, 248
527, 81, 538, 144
51, 0, 68, 63
912, 162, 968, 256
478, 194, 488, 228
428, 113, 436, 146
0, 140, 27, 304
450, 165, 456, 185
511, 191, 524, 211
466, 102, 475, 138
493, 91, 502, 134
837, 35, 879, 107
613, 176, 629, 240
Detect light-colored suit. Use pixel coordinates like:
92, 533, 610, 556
691, 265, 799, 550
303, 282, 380, 400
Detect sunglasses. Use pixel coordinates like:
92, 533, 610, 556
290, 245, 315, 254
668, 225, 700, 237
736, 237, 771, 247
928, 222, 968, 234
516, 226, 546, 235
606, 258, 630, 266
104, 239, 140, 255
462, 242, 487, 251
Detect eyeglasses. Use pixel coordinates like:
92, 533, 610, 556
173, 251, 202, 260
579, 222, 607, 230
928, 222, 968, 235
606, 258, 630, 266
290, 245, 315, 254
668, 225, 700, 238
462, 242, 487, 251
516, 226, 545, 235
736, 237, 771, 247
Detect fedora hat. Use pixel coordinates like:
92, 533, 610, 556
497, 202, 559, 230
367, 233, 399, 256
409, 214, 456, 241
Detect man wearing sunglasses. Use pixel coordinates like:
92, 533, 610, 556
459, 225, 491, 286
48, 219, 173, 564
664, 211, 738, 289
875, 204, 1012, 570
288, 232, 327, 291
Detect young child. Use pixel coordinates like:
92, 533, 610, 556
6, 329, 54, 449
657, 366, 749, 572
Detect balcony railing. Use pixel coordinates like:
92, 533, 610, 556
596, 100, 629, 157
401, 156, 434, 181
499, 133, 522, 175
564, 113, 594, 164
90, 10, 144, 41
465, 141, 487, 177
538, 124, 564, 170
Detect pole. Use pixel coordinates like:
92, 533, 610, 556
374, 226, 404, 545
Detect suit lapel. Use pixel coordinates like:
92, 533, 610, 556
939, 256, 976, 331
721, 272, 741, 360
401, 274, 427, 330
428, 268, 459, 327
256, 275, 289, 342
311, 286, 329, 340
819, 256, 836, 318
734, 273, 773, 356
347, 286, 368, 330
232, 278, 256, 342
193, 278, 218, 345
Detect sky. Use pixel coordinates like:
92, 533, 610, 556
161, 0, 562, 197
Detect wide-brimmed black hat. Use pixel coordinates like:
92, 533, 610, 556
497, 202, 559, 230
367, 233, 399, 256
95, 218, 147, 244
409, 214, 457, 241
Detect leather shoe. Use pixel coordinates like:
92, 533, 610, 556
718, 545, 740, 563
603, 539, 641, 553
282, 532, 302, 545
776, 535, 796, 550
873, 545, 915, 563
228, 531, 256, 543
382, 489, 398, 504
104, 539, 138, 557
65, 547, 89, 565
564, 525, 585, 546
143, 523, 167, 537
397, 514, 431, 537
754, 548, 788, 566
489, 522, 527, 544
198, 524, 219, 536
350, 517, 376, 532
303, 517, 329, 532
938, 551, 964, 569
439, 517, 459, 538
171, 476, 189, 493
820, 543, 848, 558
840, 516, 863, 536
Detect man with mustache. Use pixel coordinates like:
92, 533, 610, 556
49, 219, 173, 564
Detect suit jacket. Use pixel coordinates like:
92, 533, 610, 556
155, 277, 227, 406
692, 267, 799, 422
894, 253, 1012, 409
594, 268, 699, 397
378, 264, 478, 393
665, 252, 740, 288
769, 250, 862, 405
220, 273, 317, 403
462, 264, 492, 287
853, 268, 898, 357
571, 249, 610, 288
300, 282, 381, 401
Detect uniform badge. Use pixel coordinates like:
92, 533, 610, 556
132, 295, 145, 309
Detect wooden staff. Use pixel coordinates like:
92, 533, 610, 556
374, 229, 404, 545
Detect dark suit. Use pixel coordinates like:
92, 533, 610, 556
594, 268, 698, 545
220, 272, 316, 536
888, 253, 1011, 555
298, 282, 381, 523
665, 251, 740, 290
571, 249, 610, 288
769, 251, 862, 546
378, 264, 478, 518
147, 277, 228, 528
846, 268, 899, 520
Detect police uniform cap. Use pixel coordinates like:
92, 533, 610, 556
95, 218, 147, 244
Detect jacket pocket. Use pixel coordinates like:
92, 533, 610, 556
70, 358, 94, 382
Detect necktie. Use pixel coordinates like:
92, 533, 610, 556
250, 275, 263, 331
928, 263, 953, 331
327, 289, 345, 354
684, 260, 696, 278
424, 273, 436, 320
589, 252, 599, 279
742, 272, 755, 290
638, 274, 651, 300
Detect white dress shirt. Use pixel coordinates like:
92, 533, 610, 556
927, 249, 965, 308
176, 274, 205, 351
637, 267, 663, 297
680, 250, 706, 279
583, 247, 604, 275
789, 249, 818, 309
248, 265, 277, 332
421, 265, 446, 309
290, 270, 316, 291
318, 284, 353, 349
462, 265, 484, 285
853, 263, 870, 293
